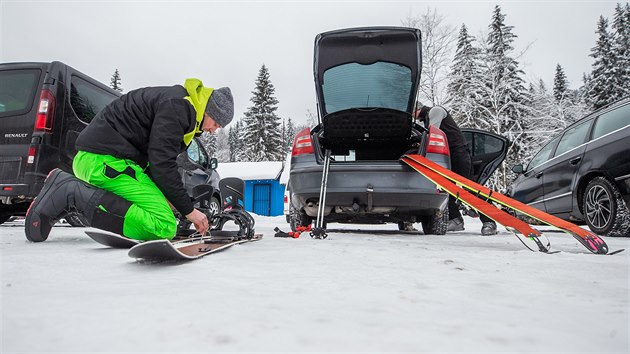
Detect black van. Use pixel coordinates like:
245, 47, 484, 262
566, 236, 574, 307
0, 61, 121, 224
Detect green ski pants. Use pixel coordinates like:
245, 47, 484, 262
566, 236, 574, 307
72, 151, 177, 240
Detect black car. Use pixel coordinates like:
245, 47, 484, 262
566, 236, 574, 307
507, 97, 630, 237
0, 61, 221, 226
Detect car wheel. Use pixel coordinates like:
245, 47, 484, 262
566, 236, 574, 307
421, 210, 448, 235
583, 177, 630, 237
208, 196, 221, 228
289, 205, 312, 232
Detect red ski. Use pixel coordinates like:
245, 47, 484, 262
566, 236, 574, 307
402, 158, 550, 252
402, 154, 610, 255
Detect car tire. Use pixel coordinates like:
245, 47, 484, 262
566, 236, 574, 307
289, 205, 312, 232
208, 196, 221, 228
421, 210, 448, 235
583, 177, 630, 237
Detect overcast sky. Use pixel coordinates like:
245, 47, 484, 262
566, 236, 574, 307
1, 0, 620, 126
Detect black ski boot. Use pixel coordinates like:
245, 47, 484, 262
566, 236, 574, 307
25, 169, 132, 242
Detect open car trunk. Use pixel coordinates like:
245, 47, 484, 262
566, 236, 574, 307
314, 27, 422, 150
312, 123, 426, 162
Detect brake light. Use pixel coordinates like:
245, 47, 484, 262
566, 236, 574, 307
426, 126, 450, 156
291, 127, 314, 156
34, 89, 56, 132
27, 146, 37, 164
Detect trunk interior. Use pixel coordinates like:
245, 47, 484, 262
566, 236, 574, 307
313, 124, 426, 162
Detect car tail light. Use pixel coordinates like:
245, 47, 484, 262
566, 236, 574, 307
34, 89, 56, 132
27, 146, 37, 164
426, 126, 450, 156
291, 127, 314, 156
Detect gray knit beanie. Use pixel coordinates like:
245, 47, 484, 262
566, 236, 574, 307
205, 87, 234, 127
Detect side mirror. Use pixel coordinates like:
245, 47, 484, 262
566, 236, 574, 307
209, 158, 218, 170
176, 152, 199, 171
511, 164, 524, 174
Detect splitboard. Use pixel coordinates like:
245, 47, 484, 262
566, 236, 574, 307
128, 234, 263, 261
400, 159, 551, 252
402, 154, 618, 255
85, 231, 140, 249
85, 231, 203, 249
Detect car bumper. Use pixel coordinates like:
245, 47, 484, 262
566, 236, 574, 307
289, 155, 449, 217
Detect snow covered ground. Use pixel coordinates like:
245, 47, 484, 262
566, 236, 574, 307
1, 215, 628, 353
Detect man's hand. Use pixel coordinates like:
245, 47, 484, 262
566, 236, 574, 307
186, 208, 209, 236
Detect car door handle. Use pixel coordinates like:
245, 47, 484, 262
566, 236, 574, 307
535, 172, 543, 179
570, 157, 582, 165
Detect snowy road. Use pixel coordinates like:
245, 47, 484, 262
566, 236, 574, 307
1, 216, 628, 353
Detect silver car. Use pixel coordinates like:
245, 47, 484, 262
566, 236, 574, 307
288, 27, 508, 234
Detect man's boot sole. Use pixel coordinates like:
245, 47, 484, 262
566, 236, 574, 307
25, 169, 65, 242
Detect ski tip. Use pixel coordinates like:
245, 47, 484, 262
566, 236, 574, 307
580, 235, 609, 255
608, 249, 625, 256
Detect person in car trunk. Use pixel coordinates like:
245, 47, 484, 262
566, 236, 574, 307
24, 79, 233, 242
416, 103, 498, 236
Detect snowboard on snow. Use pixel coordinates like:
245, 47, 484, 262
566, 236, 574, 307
128, 232, 263, 261
85, 231, 207, 249
85, 231, 140, 249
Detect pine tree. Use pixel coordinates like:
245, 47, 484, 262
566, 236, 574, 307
589, 16, 617, 109
241, 64, 284, 161
198, 130, 216, 157
446, 24, 483, 129
214, 128, 230, 162
228, 120, 244, 162
285, 117, 296, 153
553, 64, 569, 102
611, 3, 630, 98
110, 69, 123, 92
477, 5, 528, 189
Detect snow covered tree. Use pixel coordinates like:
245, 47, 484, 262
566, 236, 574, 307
402, 7, 456, 105
109, 69, 123, 92
588, 16, 617, 109
476, 5, 529, 189
228, 120, 244, 162
553, 64, 569, 102
241, 64, 285, 161
612, 3, 630, 98
213, 128, 230, 162
198, 130, 216, 157
284, 117, 296, 153
446, 24, 483, 128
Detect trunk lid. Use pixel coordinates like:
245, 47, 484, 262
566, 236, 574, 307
313, 27, 422, 149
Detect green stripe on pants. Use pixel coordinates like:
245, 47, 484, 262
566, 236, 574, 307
73, 151, 177, 240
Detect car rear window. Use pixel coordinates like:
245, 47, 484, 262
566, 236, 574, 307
0, 69, 41, 117
322, 61, 412, 114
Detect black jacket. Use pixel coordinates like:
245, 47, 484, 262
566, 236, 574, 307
76, 85, 197, 216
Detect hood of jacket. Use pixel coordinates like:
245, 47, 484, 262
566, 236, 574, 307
183, 78, 214, 146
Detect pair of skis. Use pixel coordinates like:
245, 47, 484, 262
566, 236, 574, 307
401, 154, 620, 255
86, 230, 262, 261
